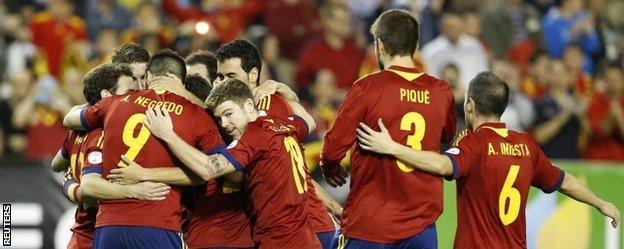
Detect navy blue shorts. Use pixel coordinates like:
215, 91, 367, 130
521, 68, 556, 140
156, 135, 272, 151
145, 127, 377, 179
335, 224, 437, 249
93, 226, 185, 249
317, 230, 338, 249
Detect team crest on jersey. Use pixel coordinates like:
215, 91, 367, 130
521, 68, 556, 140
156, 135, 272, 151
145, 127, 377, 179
87, 151, 103, 165
445, 147, 460, 155
227, 140, 238, 149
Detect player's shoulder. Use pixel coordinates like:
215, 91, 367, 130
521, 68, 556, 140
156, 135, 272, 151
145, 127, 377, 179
452, 129, 474, 146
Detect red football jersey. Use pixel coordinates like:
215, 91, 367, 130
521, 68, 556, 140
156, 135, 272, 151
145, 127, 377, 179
80, 89, 225, 231
61, 128, 104, 244
185, 179, 254, 248
227, 115, 321, 248
258, 93, 336, 233
444, 122, 564, 249
321, 66, 456, 243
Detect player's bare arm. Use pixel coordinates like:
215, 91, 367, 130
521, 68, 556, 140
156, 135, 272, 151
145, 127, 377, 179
51, 149, 69, 172
558, 172, 621, 228
143, 107, 237, 181
81, 172, 171, 201
106, 155, 204, 186
312, 180, 343, 219
357, 119, 453, 176
149, 73, 206, 107
63, 104, 89, 130
253, 80, 300, 103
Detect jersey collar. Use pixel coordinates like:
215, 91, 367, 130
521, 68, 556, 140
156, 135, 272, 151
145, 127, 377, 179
387, 65, 421, 73
476, 122, 508, 137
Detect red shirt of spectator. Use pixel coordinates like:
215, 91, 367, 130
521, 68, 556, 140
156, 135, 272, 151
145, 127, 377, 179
264, 0, 320, 59
26, 106, 68, 160
29, 9, 86, 77
582, 92, 624, 161
162, 0, 262, 43
295, 3, 364, 90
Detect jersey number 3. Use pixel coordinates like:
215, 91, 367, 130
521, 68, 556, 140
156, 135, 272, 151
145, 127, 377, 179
284, 136, 307, 194
118, 113, 152, 167
397, 112, 426, 172
499, 165, 521, 225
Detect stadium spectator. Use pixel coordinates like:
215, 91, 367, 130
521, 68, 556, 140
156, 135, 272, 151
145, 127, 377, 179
161, 0, 262, 44
11, 75, 70, 160
249, 31, 291, 85
542, 0, 601, 74
263, 0, 320, 59
84, 0, 133, 41
563, 43, 593, 95
3, 14, 37, 77
306, 69, 339, 140
440, 63, 466, 133
0, 71, 32, 156
296, 2, 365, 92
29, 0, 87, 77
493, 60, 535, 132
532, 60, 590, 159
420, 13, 489, 89
120, 1, 174, 53
480, 0, 544, 68
522, 51, 551, 99
583, 63, 624, 161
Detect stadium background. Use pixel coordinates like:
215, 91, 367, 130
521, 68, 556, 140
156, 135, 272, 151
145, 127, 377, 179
0, 0, 623, 248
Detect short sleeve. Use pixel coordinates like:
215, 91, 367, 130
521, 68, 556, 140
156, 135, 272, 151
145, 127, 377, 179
81, 130, 105, 176
285, 115, 309, 143
443, 131, 481, 180
60, 132, 74, 159
226, 129, 264, 171
194, 110, 226, 153
81, 96, 115, 130
531, 145, 565, 193
257, 94, 293, 119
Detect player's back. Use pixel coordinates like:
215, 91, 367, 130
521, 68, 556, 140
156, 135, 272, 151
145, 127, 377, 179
341, 66, 455, 242
82, 89, 223, 232
449, 123, 564, 248
228, 115, 320, 248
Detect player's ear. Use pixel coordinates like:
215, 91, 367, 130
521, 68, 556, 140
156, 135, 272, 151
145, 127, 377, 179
249, 67, 259, 86
376, 39, 386, 55
243, 98, 255, 113
100, 89, 112, 99
466, 97, 475, 114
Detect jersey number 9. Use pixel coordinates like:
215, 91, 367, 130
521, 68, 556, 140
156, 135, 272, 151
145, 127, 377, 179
118, 113, 152, 167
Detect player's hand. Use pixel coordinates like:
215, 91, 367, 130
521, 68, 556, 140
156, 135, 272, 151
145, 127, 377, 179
357, 119, 398, 155
254, 80, 300, 103
127, 181, 171, 201
107, 156, 147, 185
320, 161, 348, 188
144, 107, 175, 142
598, 202, 620, 228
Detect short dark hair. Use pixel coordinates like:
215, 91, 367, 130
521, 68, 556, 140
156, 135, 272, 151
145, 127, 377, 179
370, 9, 420, 57
205, 78, 253, 110
184, 74, 212, 101
215, 39, 262, 85
110, 43, 150, 64
147, 49, 186, 80
185, 50, 217, 82
467, 72, 510, 117
82, 63, 133, 105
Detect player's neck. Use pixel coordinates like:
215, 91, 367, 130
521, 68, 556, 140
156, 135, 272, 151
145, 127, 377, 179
471, 116, 501, 130
384, 55, 416, 70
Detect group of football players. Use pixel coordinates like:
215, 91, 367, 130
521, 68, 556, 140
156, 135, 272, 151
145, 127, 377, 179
50, 9, 620, 249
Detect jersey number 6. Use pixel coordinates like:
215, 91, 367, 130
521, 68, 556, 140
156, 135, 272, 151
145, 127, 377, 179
499, 165, 521, 225
397, 112, 426, 172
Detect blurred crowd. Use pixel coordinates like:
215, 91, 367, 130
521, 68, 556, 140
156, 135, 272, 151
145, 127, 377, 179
0, 0, 623, 164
